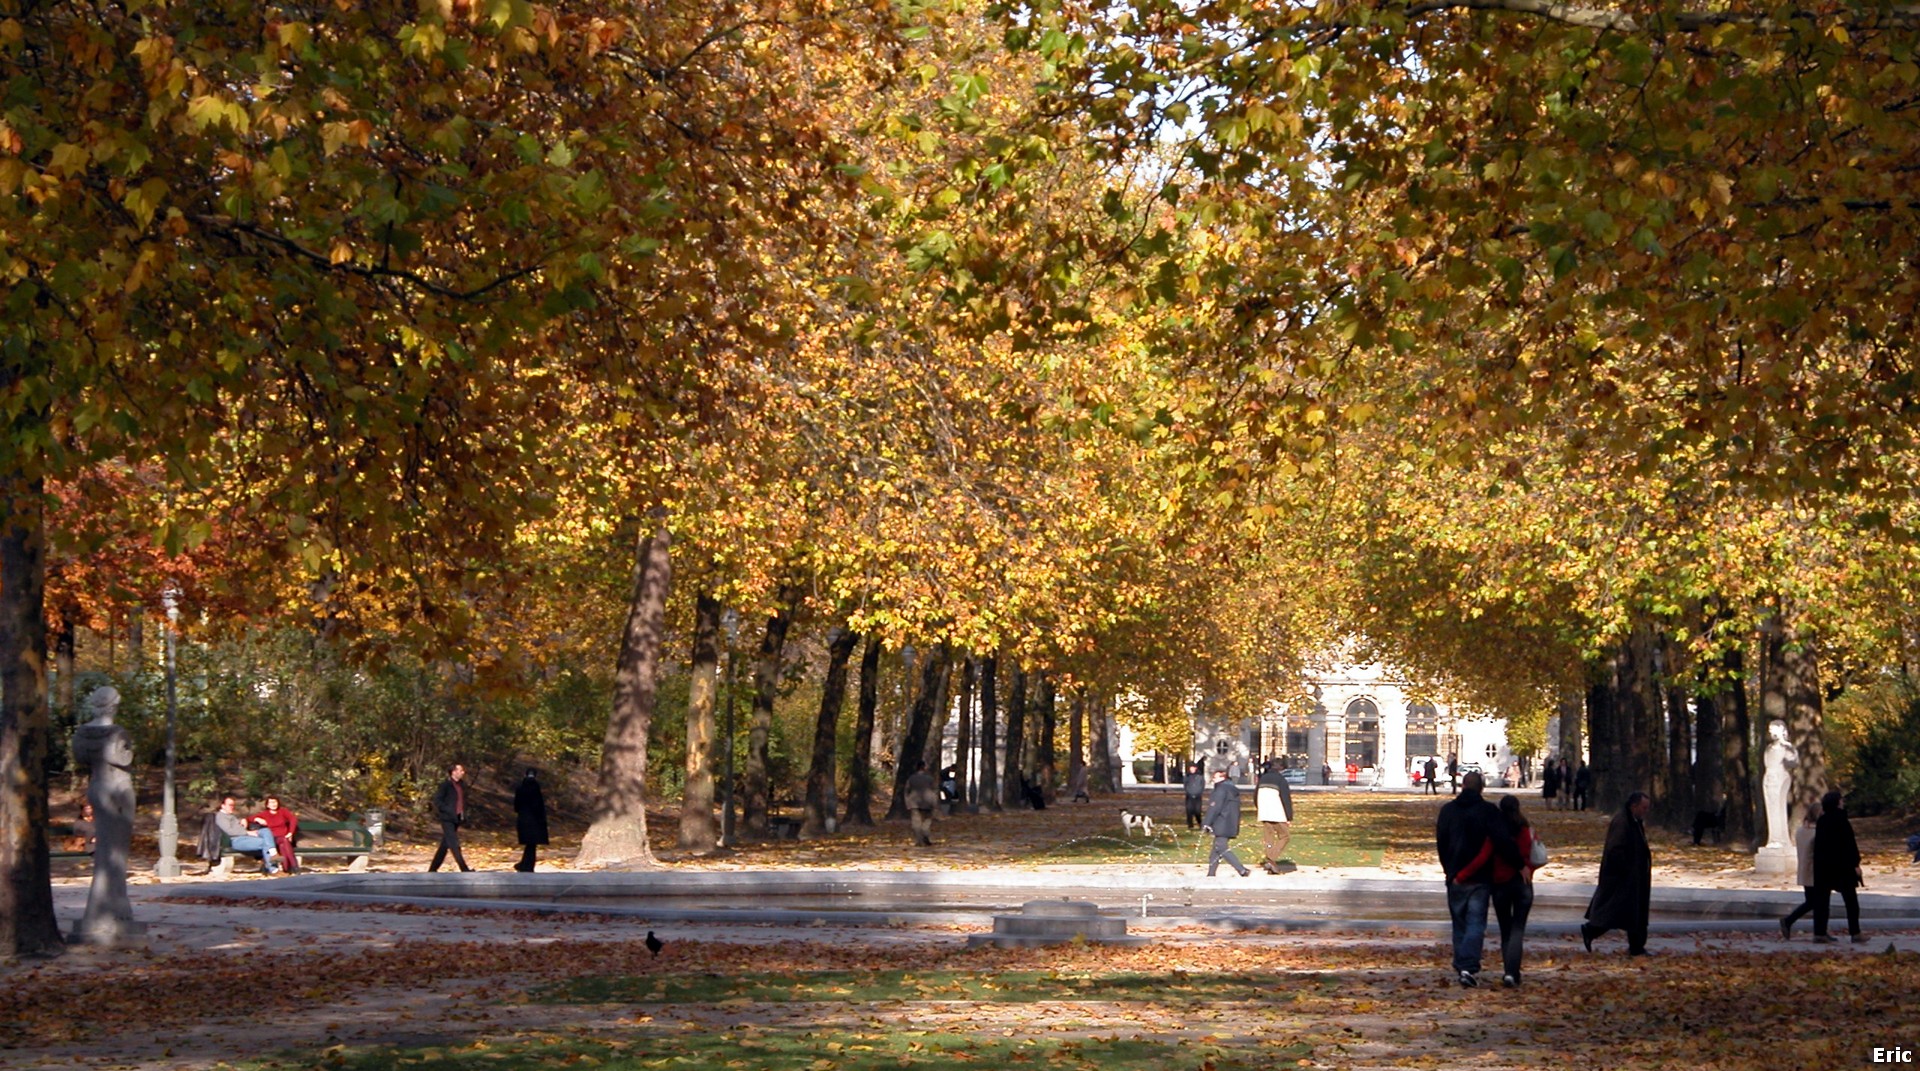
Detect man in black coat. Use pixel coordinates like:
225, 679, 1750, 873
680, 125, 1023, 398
1435, 770, 1519, 986
514, 768, 549, 873
1812, 789, 1865, 943
1581, 792, 1652, 954
429, 763, 474, 873
1202, 768, 1251, 877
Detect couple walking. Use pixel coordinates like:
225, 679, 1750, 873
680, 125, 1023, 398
1436, 771, 1544, 987
1780, 790, 1866, 943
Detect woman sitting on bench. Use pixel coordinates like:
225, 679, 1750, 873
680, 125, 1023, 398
248, 795, 301, 875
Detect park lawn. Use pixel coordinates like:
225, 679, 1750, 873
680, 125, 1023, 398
1030, 798, 1391, 866
535, 967, 1333, 1004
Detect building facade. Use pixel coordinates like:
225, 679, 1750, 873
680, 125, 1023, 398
1176, 662, 1515, 787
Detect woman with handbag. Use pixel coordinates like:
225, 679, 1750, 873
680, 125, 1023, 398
1490, 794, 1543, 988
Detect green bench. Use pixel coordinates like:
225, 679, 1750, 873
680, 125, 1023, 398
49, 823, 93, 863
212, 814, 376, 875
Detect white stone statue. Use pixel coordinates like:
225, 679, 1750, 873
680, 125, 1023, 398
71, 686, 138, 942
1760, 718, 1799, 851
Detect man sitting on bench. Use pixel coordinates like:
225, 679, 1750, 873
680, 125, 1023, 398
211, 795, 282, 873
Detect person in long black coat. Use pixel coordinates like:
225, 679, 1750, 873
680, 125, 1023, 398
514, 768, 550, 873
1812, 789, 1864, 943
1581, 792, 1652, 955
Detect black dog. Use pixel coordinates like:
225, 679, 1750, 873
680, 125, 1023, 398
1691, 801, 1727, 846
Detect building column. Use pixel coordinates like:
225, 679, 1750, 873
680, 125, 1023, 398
1378, 692, 1409, 788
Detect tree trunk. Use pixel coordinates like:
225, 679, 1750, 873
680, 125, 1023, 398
1761, 605, 1828, 810
1090, 691, 1114, 792
978, 655, 1000, 812
1692, 685, 1725, 821
1720, 644, 1757, 847
1586, 660, 1619, 812
1068, 691, 1086, 792
577, 525, 672, 867
921, 656, 954, 775
743, 591, 798, 839
1556, 689, 1584, 760
1663, 639, 1693, 831
1002, 664, 1028, 807
678, 593, 723, 852
802, 626, 858, 838
1, 473, 63, 957
1037, 672, 1057, 794
955, 657, 975, 809
842, 635, 882, 827
888, 644, 950, 820
1624, 622, 1661, 810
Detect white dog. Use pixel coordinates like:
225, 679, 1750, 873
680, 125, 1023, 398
1120, 810, 1154, 837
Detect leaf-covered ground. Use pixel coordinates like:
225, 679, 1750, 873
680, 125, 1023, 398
18, 790, 1920, 1070
7, 933, 1919, 1070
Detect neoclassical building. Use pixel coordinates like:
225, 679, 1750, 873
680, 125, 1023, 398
1174, 662, 1515, 787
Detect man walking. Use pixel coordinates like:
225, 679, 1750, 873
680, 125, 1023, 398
1581, 792, 1653, 955
1435, 770, 1518, 986
1202, 767, 1251, 877
1256, 760, 1296, 873
1183, 761, 1207, 829
430, 763, 474, 873
905, 760, 939, 846
1423, 757, 1439, 795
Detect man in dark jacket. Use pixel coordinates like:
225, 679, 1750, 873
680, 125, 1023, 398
1202, 768, 1251, 877
904, 761, 939, 846
513, 768, 549, 873
429, 763, 474, 873
1581, 791, 1652, 954
1435, 770, 1519, 986
1183, 762, 1207, 829
1812, 789, 1865, 943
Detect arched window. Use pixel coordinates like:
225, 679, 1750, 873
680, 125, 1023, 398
1407, 702, 1439, 759
1344, 697, 1380, 766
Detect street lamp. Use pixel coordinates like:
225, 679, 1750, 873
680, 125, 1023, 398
154, 587, 182, 877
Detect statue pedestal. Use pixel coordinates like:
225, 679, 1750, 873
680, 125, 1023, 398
1754, 844, 1796, 879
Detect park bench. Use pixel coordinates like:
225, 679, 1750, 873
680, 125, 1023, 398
213, 814, 376, 876
49, 823, 93, 863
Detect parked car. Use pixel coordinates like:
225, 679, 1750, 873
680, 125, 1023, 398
1280, 767, 1307, 786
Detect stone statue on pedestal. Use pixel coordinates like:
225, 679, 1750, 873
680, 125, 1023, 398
1761, 718, 1799, 851
70, 686, 142, 944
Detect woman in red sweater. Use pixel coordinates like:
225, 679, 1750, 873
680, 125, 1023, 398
247, 795, 300, 875
1489, 794, 1540, 988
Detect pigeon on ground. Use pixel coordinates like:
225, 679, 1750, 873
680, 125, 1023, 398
645, 930, 664, 957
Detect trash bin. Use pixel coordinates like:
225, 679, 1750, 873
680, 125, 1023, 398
362, 808, 386, 848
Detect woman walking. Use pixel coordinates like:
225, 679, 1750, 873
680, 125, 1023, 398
1490, 795, 1540, 987
1779, 800, 1821, 938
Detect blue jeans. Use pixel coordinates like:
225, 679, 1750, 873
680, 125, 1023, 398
1447, 881, 1492, 974
230, 833, 278, 870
